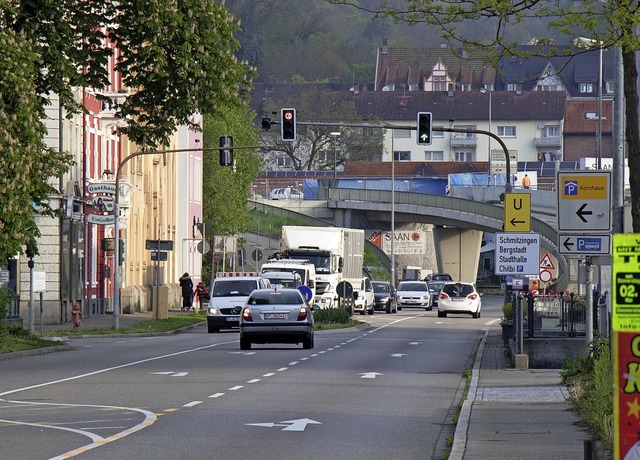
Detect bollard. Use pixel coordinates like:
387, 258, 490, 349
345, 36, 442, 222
72, 302, 82, 330
584, 439, 604, 460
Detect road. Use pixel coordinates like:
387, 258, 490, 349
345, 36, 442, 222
0, 296, 504, 460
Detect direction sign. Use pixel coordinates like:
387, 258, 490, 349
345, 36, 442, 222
504, 193, 531, 232
336, 280, 353, 298
558, 234, 611, 255
151, 251, 168, 261
556, 171, 611, 232
145, 239, 174, 251
494, 232, 540, 275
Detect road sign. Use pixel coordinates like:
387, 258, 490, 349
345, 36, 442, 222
494, 232, 540, 275
556, 170, 611, 232
558, 234, 611, 255
251, 248, 263, 262
539, 269, 552, 283
504, 193, 531, 232
539, 253, 555, 270
145, 239, 174, 251
297, 285, 313, 303
151, 251, 168, 261
336, 281, 353, 298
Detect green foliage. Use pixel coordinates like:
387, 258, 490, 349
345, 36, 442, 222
314, 307, 352, 324
561, 336, 613, 451
0, 326, 62, 354
0, 285, 15, 325
502, 302, 513, 321
0, 29, 73, 262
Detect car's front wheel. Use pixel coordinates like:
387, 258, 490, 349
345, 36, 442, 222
385, 302, 391, 314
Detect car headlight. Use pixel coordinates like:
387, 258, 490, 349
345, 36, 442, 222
207, 307, 220, 315
380, 296, 390, 303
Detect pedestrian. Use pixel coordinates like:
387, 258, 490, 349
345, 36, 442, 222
193, 281, 207, 313
179, 272, 194, 311
522, 174, 531, 189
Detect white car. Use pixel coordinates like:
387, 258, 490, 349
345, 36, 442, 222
396, 280, 432, 311
353, 277, 375, 315
437, 282, 482, 318
269, 187, 303, 200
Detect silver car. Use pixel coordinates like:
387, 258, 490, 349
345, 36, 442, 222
396, 281, 432, 311
239, 288, 315, 350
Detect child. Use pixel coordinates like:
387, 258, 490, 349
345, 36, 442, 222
193, 281, 207, 312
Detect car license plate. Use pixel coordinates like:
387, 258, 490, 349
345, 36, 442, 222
264, 313, 287, 319
226, 317, 237, 321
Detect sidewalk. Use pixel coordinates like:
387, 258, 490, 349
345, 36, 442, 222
451, 326, 594, 460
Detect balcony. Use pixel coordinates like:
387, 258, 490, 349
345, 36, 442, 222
450, 135, 477, 147
535, 136, 562, 148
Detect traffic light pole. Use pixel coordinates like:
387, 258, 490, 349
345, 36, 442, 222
111, 144, 268, 329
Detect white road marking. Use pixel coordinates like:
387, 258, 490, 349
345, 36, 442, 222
183, 401, 202, 407
209, 393, 224, 398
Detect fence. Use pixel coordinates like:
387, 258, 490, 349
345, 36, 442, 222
508, 292, 590, 345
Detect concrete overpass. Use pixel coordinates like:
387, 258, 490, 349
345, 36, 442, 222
250, 186, 568, 289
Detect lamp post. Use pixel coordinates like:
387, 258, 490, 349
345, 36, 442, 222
480, 87, 493, 183
575, 37, 604, 170
330, 131, 341, 179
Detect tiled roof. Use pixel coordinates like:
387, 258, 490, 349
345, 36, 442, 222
563, 99, 613, 134
375, 46, 490, 91
250, 84, 566, 123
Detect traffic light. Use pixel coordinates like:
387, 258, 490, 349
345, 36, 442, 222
417, 112, 432, 145
219, 136, 233, 166
118, 238, 125, 265
281, 108, 296, 141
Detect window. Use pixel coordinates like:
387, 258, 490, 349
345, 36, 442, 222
580, 83, 594, 94
394, 151, 411, 161
497, 126, 516, 137
541, 125, 560, 137
424, 151, 444, 161
432, 130, 444, 138
605, 81, 614, 94
317, 151, 328, 162
506, 83, 518, 92
455, 151, 474, 161
393, 129, 411, 138
277, 156, 292, 168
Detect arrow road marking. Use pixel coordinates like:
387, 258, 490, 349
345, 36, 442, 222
246, 418, 322, 432
360, 372, 383, 379
576, 203, 592, 223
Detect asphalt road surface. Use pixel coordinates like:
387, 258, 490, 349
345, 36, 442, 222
0, 296, 504, 460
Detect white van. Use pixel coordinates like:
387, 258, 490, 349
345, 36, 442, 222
353, 277, 375, 315
207, 272, 271, 333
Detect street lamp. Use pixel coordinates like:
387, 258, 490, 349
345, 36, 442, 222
575, 37, 604, 170
480, 87, 494, 183
330, 131, 341, 179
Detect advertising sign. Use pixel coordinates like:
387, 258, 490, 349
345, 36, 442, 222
612, 234, 640, 459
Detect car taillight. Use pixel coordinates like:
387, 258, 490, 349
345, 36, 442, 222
468, 294, 478, 300
242, 307, 252, 321
439, 292, 448, 300
297, 307, 308, 321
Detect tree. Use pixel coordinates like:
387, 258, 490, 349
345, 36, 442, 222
201, 103, 262, 280
330, 0, 640, 232
0, 0, 255, 263
260, 89, 383, 171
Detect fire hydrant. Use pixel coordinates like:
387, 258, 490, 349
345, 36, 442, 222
72, 303, 82, 330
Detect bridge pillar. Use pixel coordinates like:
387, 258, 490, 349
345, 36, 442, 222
432, 227, 483, 282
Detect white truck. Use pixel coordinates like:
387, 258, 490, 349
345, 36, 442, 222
280, 226, 365, 309
259, 258, 317, 304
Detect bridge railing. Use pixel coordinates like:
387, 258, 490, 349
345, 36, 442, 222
326, 187, 568, 290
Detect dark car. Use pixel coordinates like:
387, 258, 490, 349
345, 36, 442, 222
372, 281, 397, 314
427, 280, 447, 307
427, 273, 453, 282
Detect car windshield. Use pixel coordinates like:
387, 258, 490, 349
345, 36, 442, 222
398, 282, 427, 292
372, 282, 390, 293
248, 291, 303, 305
442, 283, 475, 297
213, 280, 257, 297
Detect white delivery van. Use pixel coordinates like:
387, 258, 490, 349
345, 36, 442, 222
206, 272, 271, 333
353, 276, 375, 315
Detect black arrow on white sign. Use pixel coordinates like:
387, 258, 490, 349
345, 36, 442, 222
576, 203, 593, 223
563, 238, 574, 252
